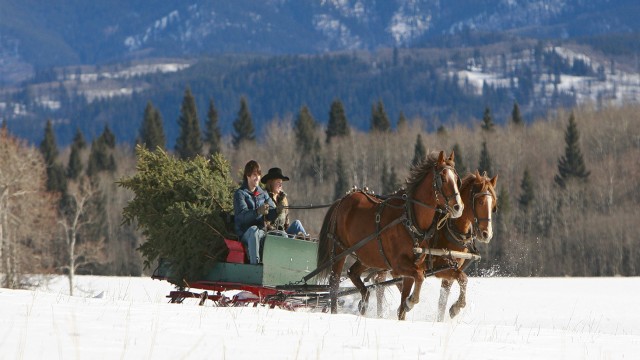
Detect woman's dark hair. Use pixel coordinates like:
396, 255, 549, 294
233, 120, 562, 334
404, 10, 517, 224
243, 160, 261, 178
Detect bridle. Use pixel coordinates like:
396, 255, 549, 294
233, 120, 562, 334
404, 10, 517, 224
470, 187, 494, 242
432, 164, 462, 217
444, 183, 495, 249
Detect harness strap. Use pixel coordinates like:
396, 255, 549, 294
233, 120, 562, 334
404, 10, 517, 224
303, 216, 405, 283
444, 220, 475, 248
375, 201, 393, 269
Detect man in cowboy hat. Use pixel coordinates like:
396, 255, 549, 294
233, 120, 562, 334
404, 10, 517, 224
261, 167, 307, 238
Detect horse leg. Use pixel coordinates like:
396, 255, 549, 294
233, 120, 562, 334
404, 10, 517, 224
449, 271, 468, 319
437, 278, 453, 322
347, 260, 370, 315
406, 270, 425, 312
329, 258, 346, 314
397, 277, 414, 320
374, 271, 387, 318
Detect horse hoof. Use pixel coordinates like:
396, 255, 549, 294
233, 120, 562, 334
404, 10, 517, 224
358, 300, 368, 315
449, 307, 460, 319
404, 298, 414, 312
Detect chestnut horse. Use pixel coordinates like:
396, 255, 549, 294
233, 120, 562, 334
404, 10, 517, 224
316, 151, 463, 320
433, 170, 497, 321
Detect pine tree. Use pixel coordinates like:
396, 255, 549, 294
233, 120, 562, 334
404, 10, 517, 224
101, 125, 116, 149
411, 133, 426, 167
396, 111, 407, 131
87, 127, 117, 177
452, 143, 466, 174
481, 106, 495, 131
138, 101, 166, 150
205, 98, 222, 156
232, 96, 256, 149
40, 119, 58, 166
326, 99, 350, 144
511, 102, 523, 126
518, 168, 534, 211
294, 105, 318, 152
119, 147, 236, 282
493, 186, 510, 262
554, 112, 590, 188
370, 100, 390, 132
334, 155, 349, 200
40, 119, 67, 194
388, 166, 399, 193
381, 161, 399, 194
478, 141, 493, 176
175, 87, 203, 159
67, 128, 86, 180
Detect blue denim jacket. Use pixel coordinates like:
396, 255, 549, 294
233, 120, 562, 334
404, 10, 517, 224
233, 182, 277, 237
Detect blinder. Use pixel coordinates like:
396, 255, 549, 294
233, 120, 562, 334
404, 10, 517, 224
435, 166, 461, 193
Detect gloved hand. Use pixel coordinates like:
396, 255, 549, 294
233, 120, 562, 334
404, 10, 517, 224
257, 203, 270, 216
276, 202, 285, 215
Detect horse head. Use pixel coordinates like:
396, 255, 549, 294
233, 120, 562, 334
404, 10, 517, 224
467, 170, 498, 243
435, 150, 464, 219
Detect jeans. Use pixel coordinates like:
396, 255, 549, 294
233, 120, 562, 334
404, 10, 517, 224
240, 226, 265, 264
287, 220, 307, 237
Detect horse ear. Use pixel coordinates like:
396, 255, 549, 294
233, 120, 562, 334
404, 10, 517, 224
490, 174, 499, 187
438, 150, 445, 163
474, 169, 481, 179
448, 150, 455, 162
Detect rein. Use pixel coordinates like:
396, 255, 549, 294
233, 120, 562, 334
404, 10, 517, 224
284, 204, 334, 210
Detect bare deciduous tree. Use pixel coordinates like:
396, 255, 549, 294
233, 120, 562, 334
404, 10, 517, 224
1, 128, 57, 288
58, 177, 107, 295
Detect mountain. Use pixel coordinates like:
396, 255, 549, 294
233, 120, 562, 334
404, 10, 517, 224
2, 0, 639, 83
1, 1, 640, 146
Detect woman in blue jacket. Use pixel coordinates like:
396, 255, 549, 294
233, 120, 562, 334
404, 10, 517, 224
233, 160, 281, 264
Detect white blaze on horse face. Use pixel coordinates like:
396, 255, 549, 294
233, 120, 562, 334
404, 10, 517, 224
445, 168, 464, 218
483, 195, 494, 242
475, 193, 494, 243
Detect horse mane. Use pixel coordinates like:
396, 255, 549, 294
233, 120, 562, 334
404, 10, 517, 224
405, 151, 455, 198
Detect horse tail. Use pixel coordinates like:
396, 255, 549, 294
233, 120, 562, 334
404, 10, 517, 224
316, 200, 341, 283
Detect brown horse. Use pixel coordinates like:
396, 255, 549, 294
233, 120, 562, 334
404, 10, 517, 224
433, 170, 497, 321
316, 150, 463, 320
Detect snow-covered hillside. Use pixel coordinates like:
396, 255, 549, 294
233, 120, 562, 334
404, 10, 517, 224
2, 0, 639, 75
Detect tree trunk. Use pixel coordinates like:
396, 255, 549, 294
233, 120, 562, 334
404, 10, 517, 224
68, 230, 76, 296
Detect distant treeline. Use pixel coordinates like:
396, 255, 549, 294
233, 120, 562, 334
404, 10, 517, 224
7, 41, 596, 146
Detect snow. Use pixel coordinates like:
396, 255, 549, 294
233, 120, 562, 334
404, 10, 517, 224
1, 275, 638, 359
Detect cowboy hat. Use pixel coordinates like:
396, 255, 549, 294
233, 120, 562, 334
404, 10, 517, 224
261, 167, 290, 183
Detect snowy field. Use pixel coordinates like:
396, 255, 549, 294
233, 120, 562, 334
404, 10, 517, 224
1, 275, 638, 359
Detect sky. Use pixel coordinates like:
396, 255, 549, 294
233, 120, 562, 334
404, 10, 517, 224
1, 275, 638, 359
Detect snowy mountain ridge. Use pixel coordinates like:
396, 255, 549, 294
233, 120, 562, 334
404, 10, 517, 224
1, 0, 638, 78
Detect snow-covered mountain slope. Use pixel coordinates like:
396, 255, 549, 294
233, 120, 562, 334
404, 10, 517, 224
1, 0, 638, 74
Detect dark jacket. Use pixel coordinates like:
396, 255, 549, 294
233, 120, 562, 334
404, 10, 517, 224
233, 181, 277, 236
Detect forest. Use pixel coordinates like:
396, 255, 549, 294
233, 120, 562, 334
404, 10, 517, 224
1, 92, 639, 289
5, 40, 590, 147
